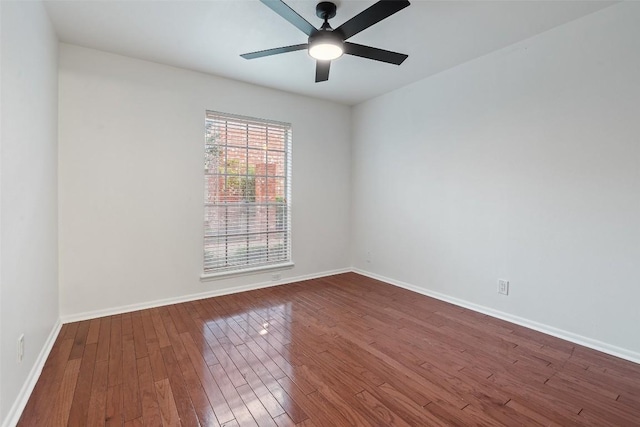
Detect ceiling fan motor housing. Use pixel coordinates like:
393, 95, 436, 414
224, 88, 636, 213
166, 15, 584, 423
316, 2, 337, 20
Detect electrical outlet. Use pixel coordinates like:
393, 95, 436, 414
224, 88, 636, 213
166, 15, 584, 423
366, 251, 371, 263
271, 273, 281, 281
18, 334, 25, 363
498, 280, 509, 296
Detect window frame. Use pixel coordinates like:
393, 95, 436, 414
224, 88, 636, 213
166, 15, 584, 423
200, 111, 293, 281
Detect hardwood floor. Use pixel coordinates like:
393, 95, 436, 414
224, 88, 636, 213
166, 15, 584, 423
18, 273, 640, 426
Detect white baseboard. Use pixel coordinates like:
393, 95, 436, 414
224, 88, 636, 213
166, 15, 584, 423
2, 319, 63, 427
353, 268, 640, 365
60, 267, 351, 323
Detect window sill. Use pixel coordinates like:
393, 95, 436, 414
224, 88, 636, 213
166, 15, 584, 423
200, 261, 295, 282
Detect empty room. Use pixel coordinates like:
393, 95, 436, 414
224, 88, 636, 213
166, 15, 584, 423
1, 0, 639, 425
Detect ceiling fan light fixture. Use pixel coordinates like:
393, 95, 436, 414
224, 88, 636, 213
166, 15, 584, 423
308, 30, 344, 61
309, 41, 343, 60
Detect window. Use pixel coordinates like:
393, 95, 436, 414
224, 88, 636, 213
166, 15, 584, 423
203, 111, 292, 277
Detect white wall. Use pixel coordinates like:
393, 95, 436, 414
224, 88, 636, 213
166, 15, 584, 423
58, 44, 351, 319
351, 2, 640, 358
0, 1, 59, 424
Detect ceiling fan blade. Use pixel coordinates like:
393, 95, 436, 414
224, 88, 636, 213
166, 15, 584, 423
335, 0, 410, 40
241, 43, 308, 59
260, 0, 317, 36
315, 60, 331, 82
344, 42, 408, 65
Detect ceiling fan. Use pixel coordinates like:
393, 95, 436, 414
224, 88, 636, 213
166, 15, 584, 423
241, 0, 411, 82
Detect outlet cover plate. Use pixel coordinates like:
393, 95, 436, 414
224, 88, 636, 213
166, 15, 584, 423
498, 280, 509, 295
18, 334, 25, 363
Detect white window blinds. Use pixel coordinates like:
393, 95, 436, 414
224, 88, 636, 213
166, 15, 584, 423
204, 111, 292, 275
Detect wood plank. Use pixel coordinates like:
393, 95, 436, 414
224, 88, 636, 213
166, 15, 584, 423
273, 412, 296, 427
105, 384, 123, 427
131, 312, 148, 359
47, 358, 81, 427
123, 417, 144, 427
108, 315, 123, 387
67, 343, 98, 426
236, 383, 278, 427
155, 379, 181, 427
136, 356, 163, 427
354, 390, 412, 427
371, 382, 448, 427
87, 318, 101, 345
121, 312, 133, 338
160, 345, 201, 426
151, 308, 171, 348
505, 399, 575, 427
95, 316, 112, 362
122, 335, 142, 421
63, 322, 79, 340
86, 359, 109, 427
208, 363, 258, 427
180, 332, 235, 424
69, 320, 91, 360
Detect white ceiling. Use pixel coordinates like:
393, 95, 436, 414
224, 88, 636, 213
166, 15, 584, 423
44, 0, 614, 105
